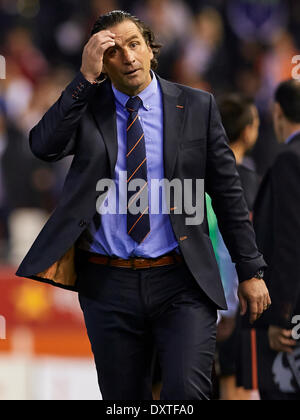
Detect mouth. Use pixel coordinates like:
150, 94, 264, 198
124, 69, 141, 76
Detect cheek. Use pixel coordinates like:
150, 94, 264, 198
143, 52, 153, 68
104, 62, 120, 77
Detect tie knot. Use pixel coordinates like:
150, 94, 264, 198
126, 96, 142, 113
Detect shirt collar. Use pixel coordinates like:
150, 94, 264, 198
111, 71, 158, 112
285, 130, 300, 144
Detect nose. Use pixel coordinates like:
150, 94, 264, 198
123, 48, 135, 64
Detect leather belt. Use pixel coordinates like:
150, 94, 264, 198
87, 251, 183, 270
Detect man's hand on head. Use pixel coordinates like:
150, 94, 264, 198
238, 277, 271, 324
80, 30, 116, 83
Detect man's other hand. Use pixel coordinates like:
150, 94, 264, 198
238, 278, 271, 324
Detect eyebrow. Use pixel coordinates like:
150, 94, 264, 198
113, 35, 141, 49
125, 35, 140, 43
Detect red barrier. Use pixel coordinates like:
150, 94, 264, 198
0, 267, 92, 357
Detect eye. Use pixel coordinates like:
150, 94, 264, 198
130, 41, 139, 48
108, 48, 117, 56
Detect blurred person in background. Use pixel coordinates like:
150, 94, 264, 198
133, 0, 192, 81
258, 31, 298, 106
239, 80, 300, 400
1, 25, 48, 123
0, 99, 9, 261
215, 94, 261, 400
0, 93, 55, 266
174, 7, 230, 94
15, 9, 270, 400
0, 36, 67, 265
3, 26, 48, 85
226, 0, 293, 178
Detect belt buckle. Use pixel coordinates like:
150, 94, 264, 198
131, 258, 146, 270
131, 258, 138, 270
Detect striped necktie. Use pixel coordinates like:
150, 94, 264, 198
126, 96, 150, 244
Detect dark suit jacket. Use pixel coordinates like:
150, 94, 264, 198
254, 134, 300, 328
16, 72, 266, 309
237, 164, 260, 213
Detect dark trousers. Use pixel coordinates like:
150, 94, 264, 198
77, 258, 217, 400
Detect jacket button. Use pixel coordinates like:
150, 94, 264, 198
79, 220, 87, 228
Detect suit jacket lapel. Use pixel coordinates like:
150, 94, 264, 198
89, 81, 118, 180
157, 76, 187, 180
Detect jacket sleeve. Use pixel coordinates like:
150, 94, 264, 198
265, 151, 300, 328
205, 94, 266, 282
29, 72, 97, 162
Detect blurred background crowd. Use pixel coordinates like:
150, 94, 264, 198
0, 0, 300, 400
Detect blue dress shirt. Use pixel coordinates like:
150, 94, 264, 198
79, 72, 179, 258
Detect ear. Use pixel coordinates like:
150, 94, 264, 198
273, 102, 283, 120
242, 124, 255, 149
147, 44, 154, 61
239, 125, 249, 145
242, 125, 251, 141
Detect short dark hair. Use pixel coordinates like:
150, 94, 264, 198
275, 79, 300, 123
218, 94, 255, 144
91, 10, 162, 71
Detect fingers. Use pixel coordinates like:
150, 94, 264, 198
248, 294, 265, 324
249, 300, 259, 324
81, 31, 116, 81
270, 330, 297, 353
90, 31, 116, 46
239, 294, 247, 316
87, 33, 116, 56
249, 296, 269, 324
98, 40, 116, 56
279, 337, 297, 348
274, 344, 295, 354
89, 30, 116, 43
264, 293, 272, 310
239, 279, 272, 324
281, 330, 297, 347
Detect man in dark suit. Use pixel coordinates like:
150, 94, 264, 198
250, 80, 300, 400
16, 11, 270, 400
216, 94, 261, 400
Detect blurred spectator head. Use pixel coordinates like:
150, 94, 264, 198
219, 94, 259, 151
134, 0, 192, 45
173, 6, 225, 91
4, 26, 48, 84
193, 7, 224, 48
91, 10, 162, 71
273, 79, 300, 142
5, 26, 33, 56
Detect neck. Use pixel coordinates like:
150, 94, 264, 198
230, 141, 246, 165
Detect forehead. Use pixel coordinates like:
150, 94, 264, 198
109, 20, 144, 44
